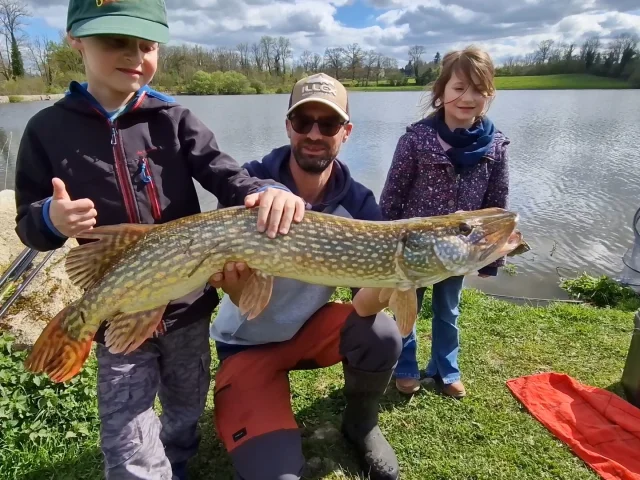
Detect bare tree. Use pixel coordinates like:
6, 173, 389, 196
27, 35, 53, 84
260, 36, 276, 74
251, 42, 264, 72
408, 45, 425, 76
0, 0, 29, 79
364, 50, 379, 85
274, 36, 291, 76
564, 43, 576, 62
310, 53, 322, 73
324, 47, 343, 79
237, 43, 250, 73
343, 43, 363, 81
535, 39, 554, 64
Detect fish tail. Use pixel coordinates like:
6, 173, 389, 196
24, 304, 93, 383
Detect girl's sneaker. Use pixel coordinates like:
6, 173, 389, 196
395, 378, 421, 394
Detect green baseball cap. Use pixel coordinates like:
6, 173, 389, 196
67, 0, 169, 44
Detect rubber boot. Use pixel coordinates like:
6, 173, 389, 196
341, 363, 399, 480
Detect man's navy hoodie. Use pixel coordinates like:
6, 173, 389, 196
210, 145, 383, 359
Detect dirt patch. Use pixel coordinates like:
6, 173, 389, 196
0, 189, 81, 348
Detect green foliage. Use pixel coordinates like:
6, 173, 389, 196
0, 334, 99, 449
415, 66, 440, 86
250, 79, 266, 94
560, 273, 640, 311
10, 36, 24, 78
185, 70, 254, 95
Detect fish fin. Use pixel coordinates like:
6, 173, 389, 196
389, 288, 418, 338
65, 224, 156, 290
238, 271, 274, 320
24, 304, 93, 383
378, 288, 395, 303
104, 305, 167, 355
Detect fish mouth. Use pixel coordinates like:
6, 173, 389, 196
461, 208, 519, 262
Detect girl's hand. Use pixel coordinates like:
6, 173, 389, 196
352, 288, 389, 317
244, 188, 306, 239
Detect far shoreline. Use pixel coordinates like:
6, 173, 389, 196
1, 74, 636, 104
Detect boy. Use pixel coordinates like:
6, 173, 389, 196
13, 1, 305, 479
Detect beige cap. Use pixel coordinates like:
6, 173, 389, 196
286, 73, 350, 122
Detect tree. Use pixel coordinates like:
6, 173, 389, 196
27, 35, 52, 84
535, 39, 554, 64
617, 33, 639, 76
408, 45, 425, 77
343, 43, 364, 81
0, 0, 29, 80
434, 52, 441, 65
580, 35, 600, 70
274, 36, 291, 76
324, 47, 343, 80
260, 36, 276, 74
236, 43, 250, 73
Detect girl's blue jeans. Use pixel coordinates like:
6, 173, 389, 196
393, 275, 465, 385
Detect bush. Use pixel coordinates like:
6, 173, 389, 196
250, 79, 266, 94
185, 70, 251, 95
560, 273, 640, 310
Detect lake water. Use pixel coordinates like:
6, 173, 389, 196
1, 90, 639, 301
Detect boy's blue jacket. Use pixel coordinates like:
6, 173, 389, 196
13, 82, 288, 342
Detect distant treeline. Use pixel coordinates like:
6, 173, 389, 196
1, 0, 638, 95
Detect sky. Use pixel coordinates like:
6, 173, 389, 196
21, 0, 640, 65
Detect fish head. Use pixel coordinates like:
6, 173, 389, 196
404, 208, 522, 279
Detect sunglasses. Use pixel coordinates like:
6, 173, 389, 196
288, 114, 348, 137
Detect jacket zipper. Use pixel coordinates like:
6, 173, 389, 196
139, 157, 162, 221
110, 123, 140, 223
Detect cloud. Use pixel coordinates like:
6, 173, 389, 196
23, 0, 640, 65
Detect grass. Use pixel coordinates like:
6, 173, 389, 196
346, 74, 635, 92
1, 286, 638, 479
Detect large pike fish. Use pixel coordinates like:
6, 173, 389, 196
24, 206, 527, 383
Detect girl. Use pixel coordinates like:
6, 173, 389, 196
379, 45, 510, 398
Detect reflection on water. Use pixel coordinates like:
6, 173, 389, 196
1, 89, 639, 300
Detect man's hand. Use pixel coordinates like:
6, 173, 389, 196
244, 188, 306, 239
49, 178, 97, 237
352, 287, 390, 318
209, 261, 252, 306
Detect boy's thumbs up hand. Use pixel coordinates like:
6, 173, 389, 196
49, 178, 97, 237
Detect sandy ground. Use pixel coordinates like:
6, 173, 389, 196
0, 189, 82, 348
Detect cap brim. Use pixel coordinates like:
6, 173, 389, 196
70, 16, 169, 43
286, 98, 350, 122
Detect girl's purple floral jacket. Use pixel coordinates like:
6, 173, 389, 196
379, 121, 510, 274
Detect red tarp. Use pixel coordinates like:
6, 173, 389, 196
506, 372, 640, 480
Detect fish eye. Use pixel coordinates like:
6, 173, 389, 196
459, 223, 473, 236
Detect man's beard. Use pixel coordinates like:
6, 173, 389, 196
291, 140, 337, 174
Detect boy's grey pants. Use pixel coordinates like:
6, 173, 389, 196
95, 317, 211, 480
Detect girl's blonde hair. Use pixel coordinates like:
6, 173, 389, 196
422, 45, 496, 117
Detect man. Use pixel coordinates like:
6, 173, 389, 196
208, 73, 402, 480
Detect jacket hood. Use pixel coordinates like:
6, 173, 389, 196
54, 81, 176, 118
246, 145, 355, 212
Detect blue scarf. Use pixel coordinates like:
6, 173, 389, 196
420, 109, 495, 174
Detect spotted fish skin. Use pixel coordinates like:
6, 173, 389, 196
24, 206, 524, 382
